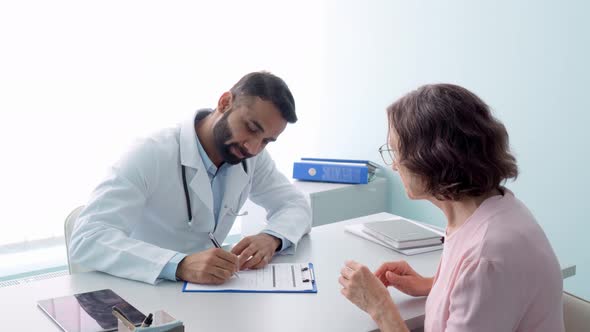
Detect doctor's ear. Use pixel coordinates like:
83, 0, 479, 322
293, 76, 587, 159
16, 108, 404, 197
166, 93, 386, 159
217, 92, 233, 114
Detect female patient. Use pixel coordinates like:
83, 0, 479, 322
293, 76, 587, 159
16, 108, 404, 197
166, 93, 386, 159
339, 84, 564, 332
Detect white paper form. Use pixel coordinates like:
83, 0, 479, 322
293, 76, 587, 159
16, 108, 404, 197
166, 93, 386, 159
183, 263, 316, 293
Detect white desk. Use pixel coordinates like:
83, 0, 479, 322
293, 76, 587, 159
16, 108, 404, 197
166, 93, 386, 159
240, 176, 390, 238
292, 176, 390, 226
1, 213, 575, 332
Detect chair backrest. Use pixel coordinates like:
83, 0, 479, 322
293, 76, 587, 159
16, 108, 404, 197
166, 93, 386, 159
64, 206, 92, 274
564, 291, 590, 331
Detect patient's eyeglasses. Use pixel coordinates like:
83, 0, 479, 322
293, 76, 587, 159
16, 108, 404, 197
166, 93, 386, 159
378, 143, 396, 165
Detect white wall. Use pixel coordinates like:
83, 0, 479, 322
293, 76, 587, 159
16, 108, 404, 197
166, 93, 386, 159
316, 0, 590, 300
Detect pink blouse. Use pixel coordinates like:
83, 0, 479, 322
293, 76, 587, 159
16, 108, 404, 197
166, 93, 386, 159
424, 189, 564, 331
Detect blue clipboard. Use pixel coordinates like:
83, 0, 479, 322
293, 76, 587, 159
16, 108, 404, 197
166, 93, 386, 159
182, 263, 317, 294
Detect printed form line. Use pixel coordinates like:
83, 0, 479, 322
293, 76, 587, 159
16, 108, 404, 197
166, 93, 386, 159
272, 265, 276, 287
291, 265, 296, 287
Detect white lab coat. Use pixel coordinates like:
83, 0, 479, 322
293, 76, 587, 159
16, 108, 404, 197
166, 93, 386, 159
69, 113, 312, 284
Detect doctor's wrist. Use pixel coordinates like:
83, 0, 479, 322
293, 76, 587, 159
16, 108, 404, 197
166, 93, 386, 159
268, 235, 281, 252
263, 233, 282, 252
259, 231, 285, 252
175, 257, 188, 281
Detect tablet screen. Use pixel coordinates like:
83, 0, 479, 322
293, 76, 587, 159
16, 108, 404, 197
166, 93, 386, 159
37, 289, 146, 332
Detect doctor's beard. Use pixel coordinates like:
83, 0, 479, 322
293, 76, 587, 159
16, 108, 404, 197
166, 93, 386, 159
213, 111, 253, 165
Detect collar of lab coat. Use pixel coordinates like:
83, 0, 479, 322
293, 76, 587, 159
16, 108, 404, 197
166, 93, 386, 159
179, 111, 250, 215
180, 110, 209, 170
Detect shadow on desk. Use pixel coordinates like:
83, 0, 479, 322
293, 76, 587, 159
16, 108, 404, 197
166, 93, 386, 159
404, 297, 427, 331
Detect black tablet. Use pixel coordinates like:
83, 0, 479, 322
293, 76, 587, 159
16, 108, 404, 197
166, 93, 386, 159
37, 289, 146, 332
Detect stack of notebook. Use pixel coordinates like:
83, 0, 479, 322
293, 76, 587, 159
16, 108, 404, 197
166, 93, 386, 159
345, 217, 444, 255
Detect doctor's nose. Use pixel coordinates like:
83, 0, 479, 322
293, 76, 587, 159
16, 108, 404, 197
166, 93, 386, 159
243, 140, 263, 156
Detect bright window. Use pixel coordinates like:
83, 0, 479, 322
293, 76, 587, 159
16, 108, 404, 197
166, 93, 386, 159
0, 1, 323, 247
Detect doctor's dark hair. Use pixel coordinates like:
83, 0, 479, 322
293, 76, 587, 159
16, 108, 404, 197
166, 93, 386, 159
230, 71, 297, 123
387, 83, 518, 201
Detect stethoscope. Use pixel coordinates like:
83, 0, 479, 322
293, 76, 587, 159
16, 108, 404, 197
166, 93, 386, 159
181, 162, 249, 225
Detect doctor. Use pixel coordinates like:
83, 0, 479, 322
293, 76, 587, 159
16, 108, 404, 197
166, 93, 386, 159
70, 71, 312, 285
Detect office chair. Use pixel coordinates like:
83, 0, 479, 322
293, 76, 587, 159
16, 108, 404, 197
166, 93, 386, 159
564, 291, 590, 331
64, 206, 92, 274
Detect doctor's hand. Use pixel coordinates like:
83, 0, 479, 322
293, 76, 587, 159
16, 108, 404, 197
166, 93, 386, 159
339, 260, 407, 331
231, 233, 281, 270
374, 260, 433, 297
175, 248, 239, 285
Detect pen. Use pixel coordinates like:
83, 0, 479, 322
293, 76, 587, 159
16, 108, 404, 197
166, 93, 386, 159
208, 232, 240, 278
140, 313, 153, 327
112, 306, 135, 331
